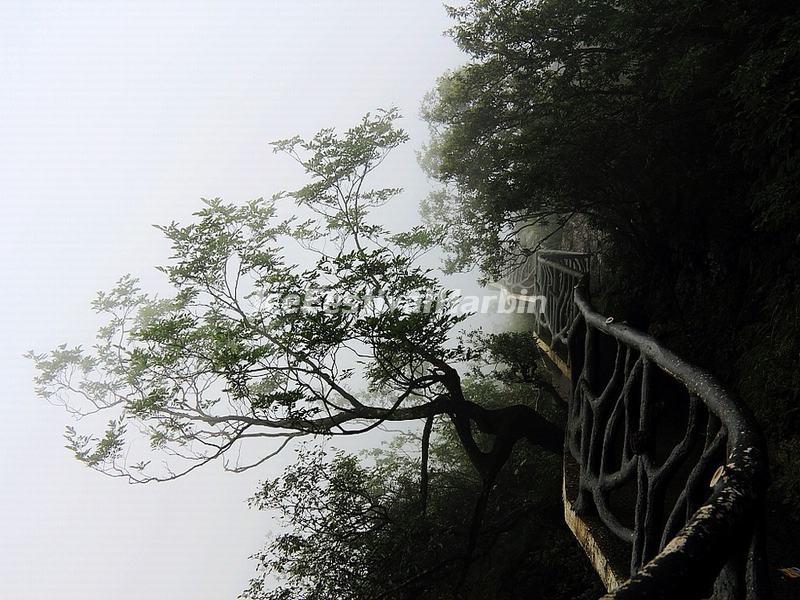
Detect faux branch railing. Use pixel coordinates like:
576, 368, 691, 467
500, 250, 770, 599
503, 250, 590, 361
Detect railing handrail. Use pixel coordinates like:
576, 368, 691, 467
573, 282, 769, 599
538, 249, 591, 259
573, 285, 765, 460
537, 256, 586, 281
498, 249, 770, 599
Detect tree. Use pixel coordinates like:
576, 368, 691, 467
421, 0, 800, 278
27, 110, 564, 580
422, 2, 800, 589
241, 377, 599, 600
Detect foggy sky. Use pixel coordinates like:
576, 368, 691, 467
0, 1, 468, 598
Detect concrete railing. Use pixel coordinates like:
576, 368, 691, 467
498, 251, 770, 599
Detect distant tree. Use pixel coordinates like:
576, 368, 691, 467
27, 110, 563, 582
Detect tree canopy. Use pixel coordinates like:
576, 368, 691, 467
28, 110, 563, 557
422, 0, 800, 277
27, 108, 582, 598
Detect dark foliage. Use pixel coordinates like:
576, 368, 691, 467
423, 0, 800, 276
242, 383, 601, 600
423, 0, 800, 593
